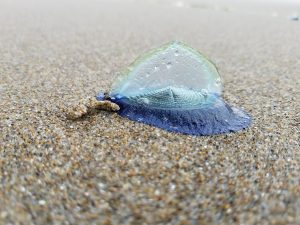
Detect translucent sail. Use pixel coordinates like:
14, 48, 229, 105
110, 42, 222, 99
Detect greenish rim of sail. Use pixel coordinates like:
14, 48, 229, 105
110, 41, 222, 96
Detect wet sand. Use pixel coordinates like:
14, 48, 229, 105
0, 0, 300, 224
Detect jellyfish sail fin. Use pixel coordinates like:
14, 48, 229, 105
110, 41, 222, 101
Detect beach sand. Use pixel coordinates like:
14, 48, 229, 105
0, 0, 299, 224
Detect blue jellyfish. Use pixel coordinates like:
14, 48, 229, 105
96, 42, 251, 135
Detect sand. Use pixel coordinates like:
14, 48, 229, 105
0, 0, 299, 224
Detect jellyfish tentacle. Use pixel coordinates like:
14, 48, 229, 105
66, 96, 119, 120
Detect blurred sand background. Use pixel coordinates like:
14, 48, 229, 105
0, 0, 300, 224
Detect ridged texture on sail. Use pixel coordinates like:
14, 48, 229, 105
128, 87, 211, 109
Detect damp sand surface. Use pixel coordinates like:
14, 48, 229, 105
0, 0, 300, 224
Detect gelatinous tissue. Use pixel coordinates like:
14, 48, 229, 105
95, 41, 251, 135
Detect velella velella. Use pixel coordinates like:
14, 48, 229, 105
96, 41, 251, 135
